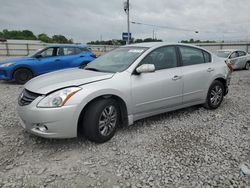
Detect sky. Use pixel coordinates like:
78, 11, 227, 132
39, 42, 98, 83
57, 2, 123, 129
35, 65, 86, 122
0, 0, 250, 43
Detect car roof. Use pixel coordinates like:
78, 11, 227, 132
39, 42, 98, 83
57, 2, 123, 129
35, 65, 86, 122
47, 44, 87, 48
125, 42, 210, 52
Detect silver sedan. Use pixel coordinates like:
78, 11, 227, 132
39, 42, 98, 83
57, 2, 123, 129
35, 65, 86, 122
17, 43, 232, 143
216, 49, 250, 70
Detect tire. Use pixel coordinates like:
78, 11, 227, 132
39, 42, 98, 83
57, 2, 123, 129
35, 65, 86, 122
244, 62, 250, 70
13, 68, 33, 84
204, 80, 225, 110
82, 98, 119, 143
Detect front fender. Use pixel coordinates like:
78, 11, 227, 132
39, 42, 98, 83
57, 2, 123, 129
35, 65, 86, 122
10, 64, 35, 79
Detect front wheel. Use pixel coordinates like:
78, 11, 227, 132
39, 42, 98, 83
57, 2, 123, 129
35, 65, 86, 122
81, 98, 119, 143
244, 62, 250, 70
79, 61, 90, 69
204, 80, 224, 109
13, 68, 33, 84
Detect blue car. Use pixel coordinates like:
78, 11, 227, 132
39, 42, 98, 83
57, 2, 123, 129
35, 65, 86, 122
0, 44, 96, 84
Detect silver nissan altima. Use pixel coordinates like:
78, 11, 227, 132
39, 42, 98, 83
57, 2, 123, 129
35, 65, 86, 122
17, 42, 232, 143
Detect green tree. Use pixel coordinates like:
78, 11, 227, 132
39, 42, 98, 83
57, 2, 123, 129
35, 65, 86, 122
134, 39, 143, 43
1, 29, 37, 40
52, 35, 73, 44
0, 29, 74, 43
189, 38, 195, 43
22, 30, 37, 40
38, 33, 52, 43
0, 31, 3, 38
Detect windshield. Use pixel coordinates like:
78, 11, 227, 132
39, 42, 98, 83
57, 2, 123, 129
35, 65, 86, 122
84, 47, 148, 73
216, 51, 231, 58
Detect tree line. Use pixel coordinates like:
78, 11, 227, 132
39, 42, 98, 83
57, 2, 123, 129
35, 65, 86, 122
180, 38, 217, 43
0, 29, 73, 44
0, 29, 218, 45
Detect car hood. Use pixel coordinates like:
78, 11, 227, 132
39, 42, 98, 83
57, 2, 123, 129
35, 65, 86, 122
0, 57, 35, 65
25, 68, 114, 94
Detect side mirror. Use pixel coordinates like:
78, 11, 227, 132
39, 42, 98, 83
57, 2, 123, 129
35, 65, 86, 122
35, 54, 42, 58
136, 64, 155, 74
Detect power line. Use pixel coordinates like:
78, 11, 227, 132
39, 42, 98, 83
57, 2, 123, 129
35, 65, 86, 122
131, 21, 198, 33
131, 21, 247, 34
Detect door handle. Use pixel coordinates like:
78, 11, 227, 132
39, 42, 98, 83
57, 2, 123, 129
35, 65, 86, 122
172, 75, 182, 80
207, 68, 214, 72
79, 55, 85, 57
55, 59, 61, 62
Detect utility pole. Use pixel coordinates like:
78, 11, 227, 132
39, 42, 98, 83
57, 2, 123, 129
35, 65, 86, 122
124, 0, 130, 44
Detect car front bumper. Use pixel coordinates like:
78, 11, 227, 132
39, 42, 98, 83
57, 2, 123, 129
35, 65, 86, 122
17, 97, 79, 138
0, 68, 12, 80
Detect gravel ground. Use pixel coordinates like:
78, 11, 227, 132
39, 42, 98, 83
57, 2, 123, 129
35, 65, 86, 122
0, 69, 249, 188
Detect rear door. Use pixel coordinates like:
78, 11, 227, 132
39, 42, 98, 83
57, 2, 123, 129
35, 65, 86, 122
58, 47, 83, 69
178, 46, 214, 104
131, 46, 183, 116
237, 51, 247, 69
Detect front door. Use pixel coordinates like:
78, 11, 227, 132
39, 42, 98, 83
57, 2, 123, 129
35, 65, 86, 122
36, 47, 62, 74
131, 46, 183, 116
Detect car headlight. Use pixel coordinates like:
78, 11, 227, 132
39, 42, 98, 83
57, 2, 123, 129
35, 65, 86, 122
37, 87, 82, 108
0, 62, 16, 68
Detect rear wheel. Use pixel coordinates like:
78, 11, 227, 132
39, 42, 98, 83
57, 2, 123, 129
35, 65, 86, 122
13, 68, 33, 84
244, 62, 250, 70
82, 98, 119, 143
204, 80, 224, 109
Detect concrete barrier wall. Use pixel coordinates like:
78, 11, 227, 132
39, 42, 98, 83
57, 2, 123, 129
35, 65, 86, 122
0, 42, 119, 56
0, 42, 250, 56
195, 42, 250, 53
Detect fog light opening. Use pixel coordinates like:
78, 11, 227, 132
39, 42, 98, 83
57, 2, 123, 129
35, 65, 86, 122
36, 124, 48, 132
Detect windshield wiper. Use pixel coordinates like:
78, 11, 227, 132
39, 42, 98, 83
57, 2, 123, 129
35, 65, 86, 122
84, 67, 101, 72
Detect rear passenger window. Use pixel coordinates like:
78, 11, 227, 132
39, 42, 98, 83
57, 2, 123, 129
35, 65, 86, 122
238, 51, 246, 56
179, 47, 205, 66
63, 48, 81, 55
81, 47, 91, 52
74, 48, 82, 54
203, 51, 211, 62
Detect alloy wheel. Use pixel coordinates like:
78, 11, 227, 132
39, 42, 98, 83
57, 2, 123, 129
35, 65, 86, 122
246, 63, 250, 70
210, 85, 223, 106
98, 105, 117, 136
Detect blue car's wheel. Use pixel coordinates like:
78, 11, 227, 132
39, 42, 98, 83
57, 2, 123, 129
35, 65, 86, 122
13, 68, 33, 84
79, 61, 90, 69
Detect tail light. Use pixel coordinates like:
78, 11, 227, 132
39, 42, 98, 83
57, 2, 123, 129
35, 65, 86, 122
225, 60, 233, 72
91, 54, 97, 58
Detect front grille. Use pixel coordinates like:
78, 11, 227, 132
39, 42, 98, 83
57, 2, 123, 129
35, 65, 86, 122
18, 89, 41, 106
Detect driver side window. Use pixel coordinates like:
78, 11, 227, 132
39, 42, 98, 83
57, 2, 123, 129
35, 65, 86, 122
230, 52, 238, 59
140, 46, 177, 70
40, 48, 56, 57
